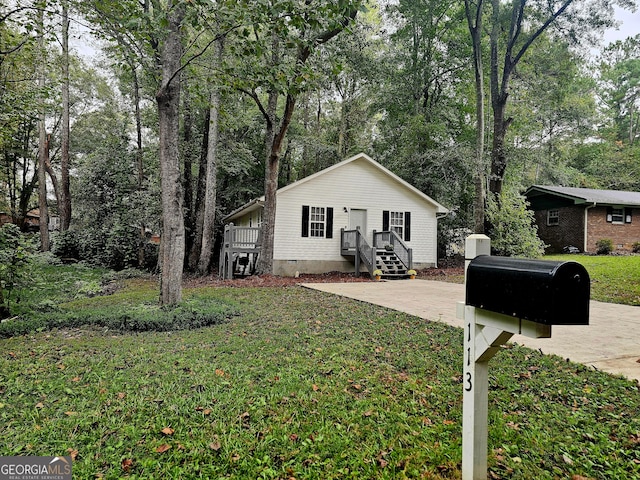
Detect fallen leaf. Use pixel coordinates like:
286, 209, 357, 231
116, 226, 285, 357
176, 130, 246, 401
161, 427, 175, 436
215, 369, 225, 377
363, 410, 373, 417
156, 444, 171, 453
121, 458, 133, 472
562, 454, 574, 465
443, 419, 455, 425
66, 448, 78, 460
231, 453, 240, 462
210, 435, 222, 451
377, 451, 389, 468
312, 384, 319, 392
35, 402, 44, 409
71, 377, 81, 382
64, 411, 77, 416
203, 409, 212, 415
289, 434, 299, 442
117, 392, 126, 399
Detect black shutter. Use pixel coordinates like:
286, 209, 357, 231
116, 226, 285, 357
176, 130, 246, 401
404, 212, 411, 242
302, 205, 309, 237
606, 207, 613, 223
383, 210, 390, 231
326, 207, 333, 238
625, 208, 633, 224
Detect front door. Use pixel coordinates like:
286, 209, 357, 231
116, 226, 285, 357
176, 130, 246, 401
349, 209, 367, 236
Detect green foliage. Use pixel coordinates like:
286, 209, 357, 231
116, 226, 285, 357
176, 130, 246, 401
0, 286, 638, 479
596, 238, 614, 255
486, 189, 546, 258
0, 264, 237, 338
0, 224, 34, 318
0, 296, 235, 338
52, 226, 145, 271
51, 230, 81, 259
633, 241, 640, 253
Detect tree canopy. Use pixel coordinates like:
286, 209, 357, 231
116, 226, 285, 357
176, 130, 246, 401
1, 0, 638, 298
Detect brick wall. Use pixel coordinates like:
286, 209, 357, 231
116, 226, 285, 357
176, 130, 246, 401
587, 206, 640, 252
535, 206, 584, 253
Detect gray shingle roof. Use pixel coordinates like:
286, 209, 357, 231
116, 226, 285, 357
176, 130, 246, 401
529, 185, 640, 207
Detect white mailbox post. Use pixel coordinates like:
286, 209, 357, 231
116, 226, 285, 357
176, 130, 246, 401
459, 235, 590, 480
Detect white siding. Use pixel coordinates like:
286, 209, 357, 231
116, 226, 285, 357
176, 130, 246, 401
273, 157, 439, 265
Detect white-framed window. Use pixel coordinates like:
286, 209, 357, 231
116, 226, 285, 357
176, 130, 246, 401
310, 206, 326, 237
302, 205, 333, 238
610, 208, 624, 223
547, 209, 559, 226
248, 211, 263, 228
389, 211, 404, 237
383, 210, 411, 242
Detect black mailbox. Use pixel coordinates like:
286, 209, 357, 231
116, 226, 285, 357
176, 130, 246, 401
466, 255, 590, 325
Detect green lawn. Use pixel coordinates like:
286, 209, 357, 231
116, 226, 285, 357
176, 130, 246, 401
1, 275, 638, 479
546, 254, 640, 305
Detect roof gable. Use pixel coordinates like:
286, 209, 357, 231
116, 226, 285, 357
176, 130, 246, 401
225, 153, 448, 221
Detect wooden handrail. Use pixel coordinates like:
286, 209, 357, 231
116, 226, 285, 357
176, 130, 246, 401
374, 230, 413, 270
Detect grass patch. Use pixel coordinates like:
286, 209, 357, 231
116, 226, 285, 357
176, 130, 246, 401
547, 254, 640, 305
1, 284, 638, 479
2, 266, 238, 338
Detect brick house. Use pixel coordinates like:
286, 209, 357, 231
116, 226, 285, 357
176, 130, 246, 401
525, 185, 640, 253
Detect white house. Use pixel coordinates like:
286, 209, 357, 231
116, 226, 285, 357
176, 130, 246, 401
220, 153, 449, 278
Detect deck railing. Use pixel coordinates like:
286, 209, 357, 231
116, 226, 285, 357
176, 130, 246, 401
373, 230, 413, 270
219, 223, 261, 279
341, 228, 376, 276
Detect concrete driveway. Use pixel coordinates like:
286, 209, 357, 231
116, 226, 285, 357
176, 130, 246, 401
301, 279, 640, 383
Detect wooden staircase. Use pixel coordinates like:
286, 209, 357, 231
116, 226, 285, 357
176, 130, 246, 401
376, 250, 409, 279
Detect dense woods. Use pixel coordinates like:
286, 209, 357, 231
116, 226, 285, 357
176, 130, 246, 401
1, 0, 638, 303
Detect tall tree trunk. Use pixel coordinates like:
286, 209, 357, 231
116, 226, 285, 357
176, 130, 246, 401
60, 0, 71, 231
187, 108, 210, 270
465, 0, 486, 234
254, 10, 357, 275
255, 85, 280, 275
196, 37, 223, 274
182, 76, 195, 264
156, 2, 185, 306
254, 30, 281, 276
37, 8, 49, 252
197, 81, 221, 274
486, 0, 572, 197
130, 63, 147, 267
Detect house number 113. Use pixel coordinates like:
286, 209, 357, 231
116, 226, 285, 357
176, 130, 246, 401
465, 322, 472, 392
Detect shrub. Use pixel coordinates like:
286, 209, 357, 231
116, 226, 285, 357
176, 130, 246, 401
0, 296, 238, 338
0, 224, 34, 318
51, 230, 81, 260
486, 188, 546, 258
596, 238, 614, 255
76, 225, 144, 271
632, 241, 640, 253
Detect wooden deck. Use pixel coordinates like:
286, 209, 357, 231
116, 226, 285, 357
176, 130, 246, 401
219, 225, 413, 279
